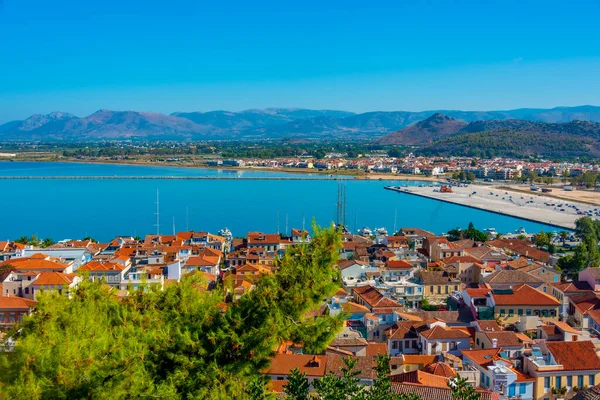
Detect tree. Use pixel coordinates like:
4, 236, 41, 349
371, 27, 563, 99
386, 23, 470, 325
466, 172, 476, 182
559, 231, 569, 246
420, 297, 439, 311
284, 368, 310, 400
370, 354, 420, 400
448, 375, 481, 400
387, 147, 402, 158
533, 231, 550, 248
0, 225, 346, 399
313, 356, 365, 400
41, 238, 54, 248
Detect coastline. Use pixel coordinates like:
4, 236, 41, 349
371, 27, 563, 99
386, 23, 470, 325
1, 157, 444, 182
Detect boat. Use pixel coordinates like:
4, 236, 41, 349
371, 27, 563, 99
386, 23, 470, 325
515, 227, 527, 235
374, 227, 388, 236
483, 228, 497, 235
218, 227, 233, 242
358, 227, 372, 237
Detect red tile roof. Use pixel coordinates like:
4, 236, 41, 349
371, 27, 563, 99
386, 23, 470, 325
492, 284, 560, 306
545, 341, 600, 371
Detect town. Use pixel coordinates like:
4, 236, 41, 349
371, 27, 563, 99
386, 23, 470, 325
2, 217, 600, 400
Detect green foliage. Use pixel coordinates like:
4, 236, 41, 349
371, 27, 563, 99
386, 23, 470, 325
446, 222, 487, 242
558, 216, 600, 279
0, 225, 345, 399
420, 297, 440, 311
448, 376, 481, 400
387, 147, 402, 158
284, 368, 310, 400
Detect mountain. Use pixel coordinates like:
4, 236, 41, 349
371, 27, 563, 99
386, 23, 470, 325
376, 113, 468, 145
1, 106, 600, 141
417, 120, 600, 158
0, 110, 208, 140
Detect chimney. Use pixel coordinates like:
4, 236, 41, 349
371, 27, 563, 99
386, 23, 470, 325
492, 338, 498, 348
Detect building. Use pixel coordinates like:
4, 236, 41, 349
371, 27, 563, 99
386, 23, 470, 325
491, 285, 560, 324
78, 260, 131, 287
523, 341, 600, 400
417, 271, 461, 305
0, 297, 37, 331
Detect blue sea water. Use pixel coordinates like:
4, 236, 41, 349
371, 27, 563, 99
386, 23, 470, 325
0, 162, 556, 242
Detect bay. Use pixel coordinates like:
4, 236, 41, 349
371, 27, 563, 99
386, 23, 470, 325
0, 162, 556, 241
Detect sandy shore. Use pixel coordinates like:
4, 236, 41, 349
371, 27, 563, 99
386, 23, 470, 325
388, 184, 597, 230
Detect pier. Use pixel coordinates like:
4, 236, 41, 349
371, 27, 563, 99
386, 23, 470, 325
384, 185, 577, 230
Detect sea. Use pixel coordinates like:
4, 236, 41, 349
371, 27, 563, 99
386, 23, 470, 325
0, 161, 557, 242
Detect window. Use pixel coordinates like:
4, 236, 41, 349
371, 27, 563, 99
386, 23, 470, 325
519, 384, 527, 395
509, 309, 514, 317
0, 312, 4, 322
509, 384, 516, 397
518, 309, 523, 316
25, 288, 29, 294
430, 286, 434, 292
567, 376, 572, 388
526, 309, 532, 316
9, 313, 15, 323
590, 375, 595, 386
556, 376, 562, 389
392, 341, 398, 349
500, 309, 506, 317
545, 377, 551, 390
579, 376, 584, 387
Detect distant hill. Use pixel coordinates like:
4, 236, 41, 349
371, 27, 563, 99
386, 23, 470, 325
376, 113, 468, 145
417, 120, 600, 158
1, 105, 600, 141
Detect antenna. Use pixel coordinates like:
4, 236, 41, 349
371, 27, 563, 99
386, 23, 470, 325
172, 216, 176, 235
302, 215, 306, 231
154, 189, 160, 235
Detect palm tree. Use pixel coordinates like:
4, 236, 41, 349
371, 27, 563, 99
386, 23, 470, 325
559, 231, 569, 246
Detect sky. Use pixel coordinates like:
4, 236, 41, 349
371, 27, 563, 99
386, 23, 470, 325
1, 0, 599, 122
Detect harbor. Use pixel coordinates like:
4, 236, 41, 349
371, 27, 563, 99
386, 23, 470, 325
384, 185, 585, 230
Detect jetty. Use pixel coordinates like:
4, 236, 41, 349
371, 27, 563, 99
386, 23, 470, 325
384, 185, 579, 230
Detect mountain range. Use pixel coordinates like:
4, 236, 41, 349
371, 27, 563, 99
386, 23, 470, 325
1, 105, 600, 141
376, 113, 600, 158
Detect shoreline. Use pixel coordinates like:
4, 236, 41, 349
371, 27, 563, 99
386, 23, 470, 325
385, 186, 577, 230
1, 158, 445, 182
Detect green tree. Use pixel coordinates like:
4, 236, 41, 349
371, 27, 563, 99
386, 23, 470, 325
0, 225, 346, 399
313, 356, 365, 400
559, 231, 569, 246
448, 375, 481, 400
466, 172, 476, 182
284, 368, 310, 400
387, 147, 402, 158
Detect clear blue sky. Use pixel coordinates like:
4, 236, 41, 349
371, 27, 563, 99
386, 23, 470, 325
1, 0, 599, 122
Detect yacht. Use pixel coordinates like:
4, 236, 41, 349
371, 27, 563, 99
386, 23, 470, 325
358, 227, 372, 237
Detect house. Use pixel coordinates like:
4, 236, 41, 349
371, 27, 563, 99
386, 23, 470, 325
578, 267, 600, 292
523, 341, 600, 400
462, 348, 535, 400
482, 270, 545, 291
32, 271, 81, 299
78, 260, 131, 287
291, 229, 310, 244
474, 330, 527, 357
183, 248, 222, 275
536, 321, 582, 342
0, 297, 37, 331
422, 237, 464, 262
352, 285, 403, 314
391, 383, 499, 400
417, 270, 461, 305
491, 285, 560, 324
551, 281, 594, 319
568, 292, 600, 328
418, 320, 471, 356
21, 247, 92, 269
0, 255, 74, 274
247, 232, 286, 253
441, 255, 484, 285
487, 239, 552, 264
338, 259, 374, 283
385, 320, 429, 356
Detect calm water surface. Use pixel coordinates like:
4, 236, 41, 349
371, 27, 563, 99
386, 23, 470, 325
0, 162, 556, 241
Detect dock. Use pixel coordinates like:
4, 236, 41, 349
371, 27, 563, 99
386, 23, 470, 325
384, 185, 578, 230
